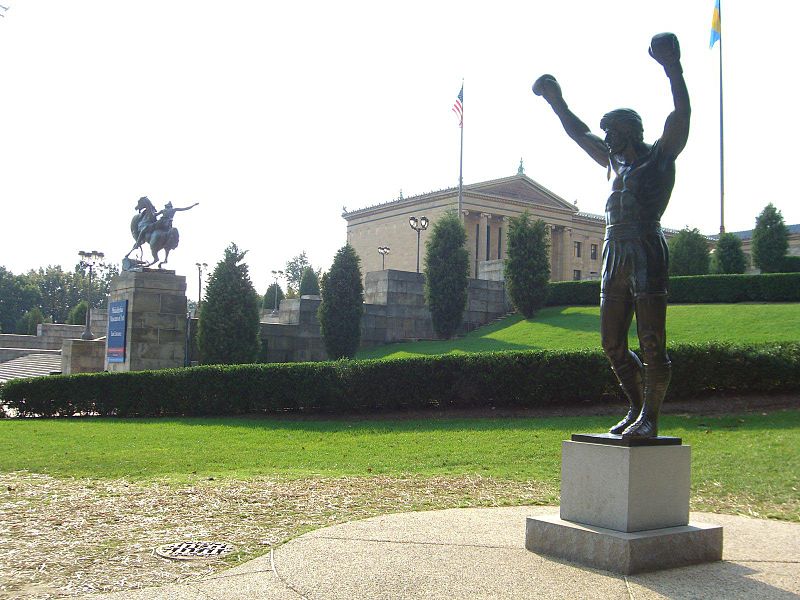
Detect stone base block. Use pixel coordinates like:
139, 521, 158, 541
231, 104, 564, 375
561, 439, 690, 532
526, 514, 723, 575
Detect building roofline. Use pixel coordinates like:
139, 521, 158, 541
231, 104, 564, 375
342, 173, 578, 219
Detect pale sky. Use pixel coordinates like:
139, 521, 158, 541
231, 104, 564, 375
1, 1, 796, 301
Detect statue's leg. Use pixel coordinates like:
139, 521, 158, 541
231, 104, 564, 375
622, 293, 670, 438
601, 294, 642, 434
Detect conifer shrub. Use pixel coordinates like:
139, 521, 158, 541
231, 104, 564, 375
424, 211, 469, 338
504, 212, 550, 317
318, 245, 364, 359
197, 243, 260, 365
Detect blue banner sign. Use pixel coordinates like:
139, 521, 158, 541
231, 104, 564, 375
107, 300, 128, 363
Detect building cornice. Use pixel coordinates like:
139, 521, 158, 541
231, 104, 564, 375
342, 173, 579, 220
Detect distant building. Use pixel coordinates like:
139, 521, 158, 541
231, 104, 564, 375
342, 172, 609, 282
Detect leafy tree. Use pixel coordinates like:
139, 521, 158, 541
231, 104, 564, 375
67, 300, 88, 325
667, 228, 709, 276
752, 203, 789, 273
285, 251, 312, 294
197, 243, 261, 364
423, 211, 469, 339
24, 266, 82, 323
711, 232, 747, 274
318, 245, 364, 359
0, 266, 41, 333
504, 212, 551, 318
263, 282, 285, 312
16, 307, 46, 335
299, 266, 321, 296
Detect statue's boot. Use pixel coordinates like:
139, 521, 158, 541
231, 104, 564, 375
608, 351, 644, 435
622, 361, 672, 438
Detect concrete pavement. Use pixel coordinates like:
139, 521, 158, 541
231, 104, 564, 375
82, 506, 800, 599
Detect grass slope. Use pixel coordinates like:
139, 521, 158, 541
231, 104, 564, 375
1, 411, 798, 520
356, 303, 800, 359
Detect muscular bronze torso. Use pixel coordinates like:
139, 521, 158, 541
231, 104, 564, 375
606, 141, 676, 227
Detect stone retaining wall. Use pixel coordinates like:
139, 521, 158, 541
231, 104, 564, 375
260, 270, 509, 363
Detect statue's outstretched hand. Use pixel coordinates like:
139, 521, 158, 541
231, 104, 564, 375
532, 74, 563, 105
649, 33, 681, 67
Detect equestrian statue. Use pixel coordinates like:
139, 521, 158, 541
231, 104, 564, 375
123, 196, 199, 270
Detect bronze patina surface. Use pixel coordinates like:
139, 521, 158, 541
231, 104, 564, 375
533, 32, 690, 437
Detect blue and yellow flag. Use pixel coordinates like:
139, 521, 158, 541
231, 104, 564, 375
710, 0, 721, 48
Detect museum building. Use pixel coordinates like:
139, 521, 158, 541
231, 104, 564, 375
342, 170, 607, 282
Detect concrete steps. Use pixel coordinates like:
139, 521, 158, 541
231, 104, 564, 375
0, 353, 62, 383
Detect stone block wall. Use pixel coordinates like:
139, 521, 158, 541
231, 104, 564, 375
105, 270, 188, 372
62, 339, 105, 375
259, 269, 509, 363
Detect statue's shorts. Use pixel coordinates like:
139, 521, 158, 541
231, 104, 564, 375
601, 222, 668, 301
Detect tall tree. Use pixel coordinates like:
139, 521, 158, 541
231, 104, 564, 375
17, 307, 47, 335
25, 266, 82, 323
752, 203, 789, 273
299, 266, 321, 296
197, 243, 261, 364
667, 228, 710, 276
424, 211, 469, 339
711, 232, 747, 274
0, 267, 41, 333
262, 282, 285, 312
318, 245, 364, 359
504, 212, 551, 318
284, 251, 312, 294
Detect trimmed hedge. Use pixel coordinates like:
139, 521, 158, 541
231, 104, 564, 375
547, 273, 800, 306
2, 342, 798, 417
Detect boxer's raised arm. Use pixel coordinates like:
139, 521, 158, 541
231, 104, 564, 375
649, 33, 690, 160
533, 74, 608, 168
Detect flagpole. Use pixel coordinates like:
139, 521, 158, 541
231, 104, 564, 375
718, 1, 725, 234
458, 79, 464, 222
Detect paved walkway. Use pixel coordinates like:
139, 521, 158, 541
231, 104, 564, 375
82, 506, 799, 599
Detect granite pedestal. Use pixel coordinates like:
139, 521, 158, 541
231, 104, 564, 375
526, 434, 723, 574
105, 269, 187, 372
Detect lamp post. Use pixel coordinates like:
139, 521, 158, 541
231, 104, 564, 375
195, 262, 208, 315
78, 250, 105, 340
270, 269, 284, 315
378, 246, 390, 270
408, 216, 429, 273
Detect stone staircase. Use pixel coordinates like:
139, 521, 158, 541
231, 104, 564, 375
0, 353, 62, 383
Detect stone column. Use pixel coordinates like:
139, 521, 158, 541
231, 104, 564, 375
480, 213, 492, 262
105, 269, 188, 372
563, 227, 573, 281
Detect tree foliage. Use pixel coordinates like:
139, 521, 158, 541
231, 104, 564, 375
424, 211, 469, 339
284, 251, 312, 294
299, 266, 321, 296
504, 212, 551, 318
668, 228, 709, 276
17, 307, 46, 335
318, 245, 364, 359
197, 243, 261, 365
0, 266, 41, 333
711, 232, 747, 274
752, 203, 789, 273
262, 282, 285, 312
67, 300, 89, 325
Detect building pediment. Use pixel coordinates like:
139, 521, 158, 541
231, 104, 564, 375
466, 175, 578, 212
343, 173, 577, 220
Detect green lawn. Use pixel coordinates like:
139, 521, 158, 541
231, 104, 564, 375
1, 411, 798, 520
356, 303, 800, 359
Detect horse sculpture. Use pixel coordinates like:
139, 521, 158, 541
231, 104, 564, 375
124, 197, 198, 269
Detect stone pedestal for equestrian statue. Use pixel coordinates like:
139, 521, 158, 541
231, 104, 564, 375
525, 434, 723, 574
105, 269, 187, 372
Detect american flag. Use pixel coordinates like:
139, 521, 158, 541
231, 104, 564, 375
452, 86, 463, 128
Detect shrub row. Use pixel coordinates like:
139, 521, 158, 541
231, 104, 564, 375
2, 342, 798, 417
547, 273, 800, 306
